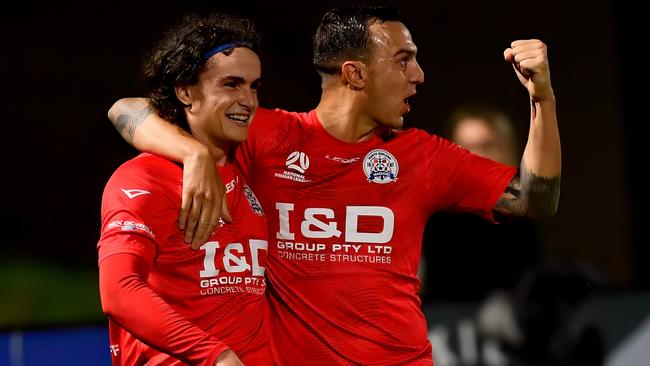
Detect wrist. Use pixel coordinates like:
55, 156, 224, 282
182, 143, 211, 165
532, 88, 555, 104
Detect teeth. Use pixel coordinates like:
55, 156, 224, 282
227, 114, 249, 122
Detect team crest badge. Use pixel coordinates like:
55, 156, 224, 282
243, 185, 264, 216
363, 149, 398, 184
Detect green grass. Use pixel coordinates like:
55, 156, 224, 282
0, 261, 105, 329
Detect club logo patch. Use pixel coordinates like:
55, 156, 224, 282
363, 149, 398, 184
243, 185, 264, 216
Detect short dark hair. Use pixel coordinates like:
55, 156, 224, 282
143, 13, 261, 130
313, 5, 401, 76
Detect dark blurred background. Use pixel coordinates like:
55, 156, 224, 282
0, 0, 647, 364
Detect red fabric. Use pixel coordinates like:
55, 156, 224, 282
100, 254, 227, 366
98, 154, 272, 365
235, 108, 515, 365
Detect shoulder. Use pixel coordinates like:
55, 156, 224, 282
103, 154, 181, 209
110, 153, 181, 182
254, 107, 296, 120
251, 107, 307, 133
390, 127, 458, 152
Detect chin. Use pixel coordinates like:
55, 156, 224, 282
375, 114, 399, 128
386, 117, 404, 129
230, 132, 249, 143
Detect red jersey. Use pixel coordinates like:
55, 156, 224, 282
235, 109, 517, 365
98, 153, 272, 366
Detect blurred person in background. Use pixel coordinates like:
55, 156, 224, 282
420, 105, 540, 304
421, 105, 603, 365
477, 260, 605, 366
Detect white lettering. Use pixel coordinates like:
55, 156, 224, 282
275, 203, 395, 243
345, 206, 394, 243
249, 239, 268, 276
276, 203, 295, 240
200, 240, 266, 277
223, 243, 250, 273
301, 208, 342, 238
200, 241, 220, 277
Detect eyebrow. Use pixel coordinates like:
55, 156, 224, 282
395, 48, 417, 58
220, 76, 246, 84
220, 75, 262, 87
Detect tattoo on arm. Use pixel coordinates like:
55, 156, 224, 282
113, 104, 153, 144
495, 162, 561, 217
496, 175, 524, 215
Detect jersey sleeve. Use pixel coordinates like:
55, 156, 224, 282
98, 158, 179, 265
420, 132, 517, 220
98, 157, 229, 365
100, 254, 228, 366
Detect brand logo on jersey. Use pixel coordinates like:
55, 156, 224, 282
109, 344, 120, 356
325, 155, 361, 164
225, 176, 238, 194
286, 151, 310, 173
120, 188, 150, 199
107, 220, 155, 238
363, 149, 398, 184
243, 185, 264, 216
275, 151, 311, 183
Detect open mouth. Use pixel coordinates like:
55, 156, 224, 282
403, 91, 417, 113
403, 97, 411, 112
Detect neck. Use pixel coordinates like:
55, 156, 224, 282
315, 86, 378, 143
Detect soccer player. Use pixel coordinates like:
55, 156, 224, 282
98, 13, 272, 366
108, 6, 561, 365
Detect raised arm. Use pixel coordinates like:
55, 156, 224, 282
495, 39, 561, 217
108, 98, 230, 248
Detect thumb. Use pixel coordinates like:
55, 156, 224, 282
503, 47, 513, 62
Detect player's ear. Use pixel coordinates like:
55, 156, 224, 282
175, 85, 193, 107
342, 61, 367, 90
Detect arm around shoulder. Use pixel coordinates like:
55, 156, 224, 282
107, 97, 211, 163
106, 97, 229, 247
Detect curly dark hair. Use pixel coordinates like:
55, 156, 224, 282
143, 13, 261, 131
313, 5, 401, 76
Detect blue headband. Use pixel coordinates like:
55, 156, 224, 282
202, 41, 252, 60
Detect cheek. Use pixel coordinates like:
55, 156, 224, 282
207, 91, 236, 107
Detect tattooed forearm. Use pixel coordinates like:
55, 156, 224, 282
495, 161, 561, 217
496, 176, 524, 215
112, 103, 153, 144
